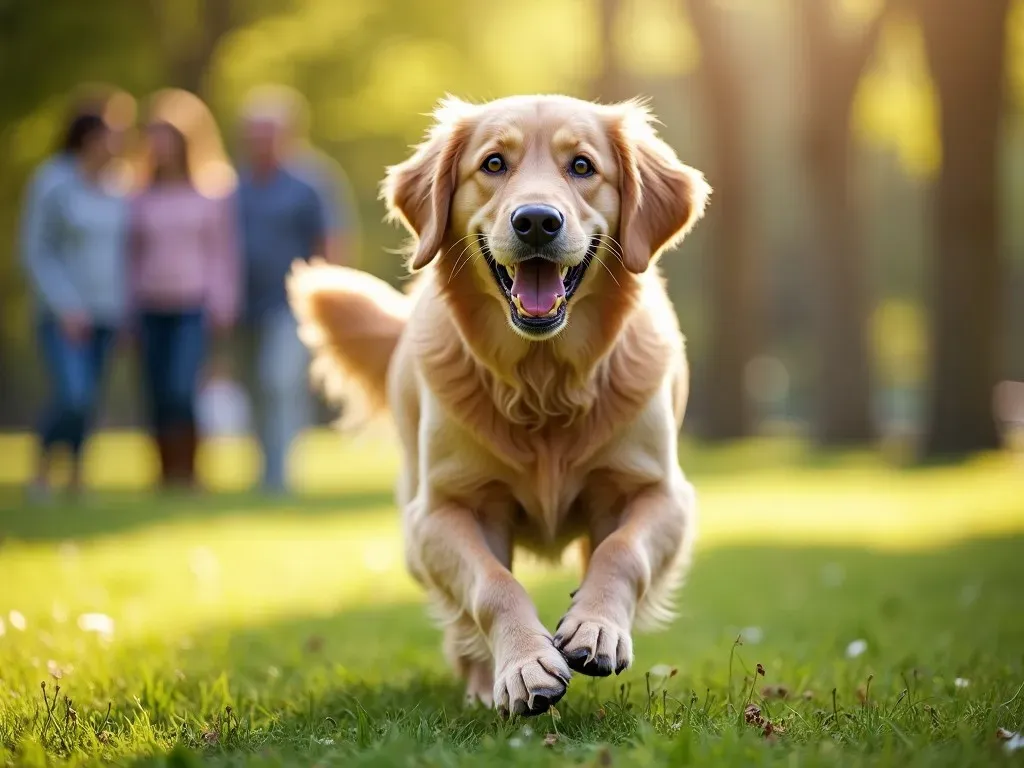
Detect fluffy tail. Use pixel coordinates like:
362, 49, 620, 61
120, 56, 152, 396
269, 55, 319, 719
287, 259, 411, 428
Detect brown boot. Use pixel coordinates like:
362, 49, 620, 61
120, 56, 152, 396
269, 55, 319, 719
165, 423, 199, 491
154, 430, 174, 490
180, 421, 199, 490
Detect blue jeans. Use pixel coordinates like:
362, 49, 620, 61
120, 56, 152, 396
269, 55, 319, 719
37, 316, 117, 456
139, 311, 206, 431
252, 306, 311, 493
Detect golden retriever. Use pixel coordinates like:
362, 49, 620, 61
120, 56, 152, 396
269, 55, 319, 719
287, 94, 710, 717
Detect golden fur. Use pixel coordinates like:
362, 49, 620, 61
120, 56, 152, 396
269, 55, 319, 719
287, 95, 710, 716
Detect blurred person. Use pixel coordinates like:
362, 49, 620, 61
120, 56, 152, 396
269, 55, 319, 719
19, 113, 129, 500
129, 117, 239, 490
20, 86, 135, 237
236, 107, 328, 494
241, 84, 357, 266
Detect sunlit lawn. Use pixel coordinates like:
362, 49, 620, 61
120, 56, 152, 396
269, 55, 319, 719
0, 432, 1023, 766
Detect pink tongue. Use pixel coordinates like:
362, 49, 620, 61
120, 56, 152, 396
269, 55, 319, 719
511, 259, 565, 316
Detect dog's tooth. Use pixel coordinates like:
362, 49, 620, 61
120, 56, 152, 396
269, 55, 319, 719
507, 263, 516, 278
513, 295, 525, 315
545, 296, 565, 317
559, 266, 568, 280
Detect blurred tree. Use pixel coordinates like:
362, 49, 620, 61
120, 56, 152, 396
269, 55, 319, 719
684, 0, 756, 440
918, 0, 1011, 456
144, 0, 237, 97
796, 0, 892, 446
593, 0, 628, 102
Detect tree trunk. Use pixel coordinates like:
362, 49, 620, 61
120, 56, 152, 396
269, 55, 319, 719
592, 0, 628, 102
148, 0, 233, 96
919, 0, 1009, 457
686, 0, 755, 440
805, 122, 874, 444
797, 0, 887, 445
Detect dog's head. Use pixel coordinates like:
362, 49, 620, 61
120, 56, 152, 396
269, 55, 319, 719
383, 95, 710, 340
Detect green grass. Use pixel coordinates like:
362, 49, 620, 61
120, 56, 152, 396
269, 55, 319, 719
0, 436, 1023, 766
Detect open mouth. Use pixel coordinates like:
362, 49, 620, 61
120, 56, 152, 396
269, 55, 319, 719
480, 236, 597, 336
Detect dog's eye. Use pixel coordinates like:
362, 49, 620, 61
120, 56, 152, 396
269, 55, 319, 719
570, 156, 595, 178
481, 153, 506, 175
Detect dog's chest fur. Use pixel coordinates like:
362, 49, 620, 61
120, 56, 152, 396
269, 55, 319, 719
418, 309, 678, 546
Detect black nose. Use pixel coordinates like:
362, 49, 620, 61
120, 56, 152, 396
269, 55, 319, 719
510, 204, 564, 248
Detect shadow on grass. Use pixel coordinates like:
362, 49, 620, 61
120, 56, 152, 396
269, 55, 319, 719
0, 487, 395, 542
37, 535, 1023, 766
4, 438, 1015, 543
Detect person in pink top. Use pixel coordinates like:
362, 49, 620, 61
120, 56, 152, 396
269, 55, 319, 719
129, 119, 239, 489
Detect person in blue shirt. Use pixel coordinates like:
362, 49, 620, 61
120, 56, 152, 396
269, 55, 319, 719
20, 113, 129, 500
240, 84, 358, 268
236, 107, 329, 494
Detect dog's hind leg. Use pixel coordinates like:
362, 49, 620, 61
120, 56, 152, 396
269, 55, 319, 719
442, 614, 494, 707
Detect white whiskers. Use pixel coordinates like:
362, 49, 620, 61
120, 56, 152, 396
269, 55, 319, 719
591, 234, 624, 287
444, 234, 484, 285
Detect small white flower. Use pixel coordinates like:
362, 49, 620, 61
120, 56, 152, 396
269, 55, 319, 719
959, 583, 980, 607
188, 547, 220, 585
313, 737, 335, 746
648, 664, 676, 680
822, 563, 846, 588
77, 613, 115, 639
508, 737, 523, 748
845, 639, 868, 659
740, 626, 764, 645
8, 611, 26, 631
361, 543, 394, 574
267, 666, 281, 679
954, 677, 970, 689
998, 730, 1024, 753
47, 660, 64, 679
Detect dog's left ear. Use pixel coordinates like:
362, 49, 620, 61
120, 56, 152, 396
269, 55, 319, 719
381, 98, 475, 271
611, 103, 711, 273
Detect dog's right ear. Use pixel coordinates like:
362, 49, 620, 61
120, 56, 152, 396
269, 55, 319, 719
382, 98, 475, 271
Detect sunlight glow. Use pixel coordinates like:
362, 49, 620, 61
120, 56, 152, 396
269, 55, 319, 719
0, 435, 1021, 654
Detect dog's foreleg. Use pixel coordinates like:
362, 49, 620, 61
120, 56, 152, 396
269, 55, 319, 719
408, 502, 572, 716
554, 475, 695, 676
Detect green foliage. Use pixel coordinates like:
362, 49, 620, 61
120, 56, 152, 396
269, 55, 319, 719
853, 16, 941, 178
871, 300, 927, 387
1, 0, 1023, 423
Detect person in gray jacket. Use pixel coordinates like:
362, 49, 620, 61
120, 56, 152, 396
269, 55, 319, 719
20, 112, 129, 500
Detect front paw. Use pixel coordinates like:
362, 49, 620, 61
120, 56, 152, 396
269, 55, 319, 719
554, 609, 633, 677
493, 637, 572, 717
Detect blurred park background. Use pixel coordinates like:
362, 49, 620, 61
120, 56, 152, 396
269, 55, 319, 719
0, 0, 1022, 476
2, 3, 1024, 764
